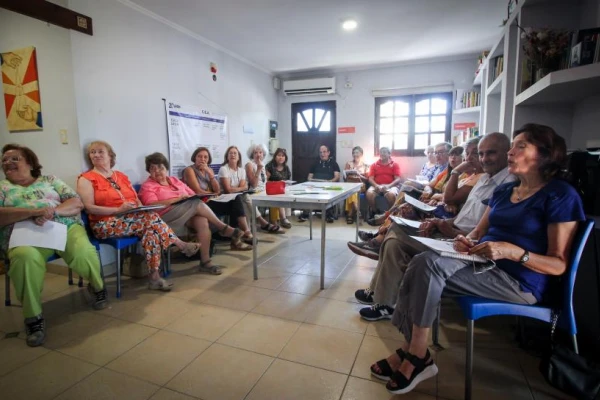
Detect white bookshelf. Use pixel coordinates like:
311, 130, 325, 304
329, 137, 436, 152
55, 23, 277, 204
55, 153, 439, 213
487, 73, 504, 96
453, 106, 481, 115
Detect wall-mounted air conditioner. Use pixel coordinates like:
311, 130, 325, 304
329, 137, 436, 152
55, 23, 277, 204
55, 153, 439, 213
282, 77, 336, 96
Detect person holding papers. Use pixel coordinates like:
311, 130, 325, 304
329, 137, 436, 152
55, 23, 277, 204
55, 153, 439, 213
371, 123, 584, 395
298, 145, 340, 223
353, 133, 514, 321
343, 146, 370, 224
78, 141, 200, 292
265, 147, 293, 228
0, 144, 107, 347
365, 147, 402, 214
139, 153, 250, 275
220, 145, 284, 234
183, 147, 253, 243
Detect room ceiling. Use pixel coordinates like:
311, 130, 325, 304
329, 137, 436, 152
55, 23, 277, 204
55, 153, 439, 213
127, 0, 508, 75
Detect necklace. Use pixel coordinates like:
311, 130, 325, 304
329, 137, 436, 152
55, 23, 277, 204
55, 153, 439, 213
516, 183, 542, 201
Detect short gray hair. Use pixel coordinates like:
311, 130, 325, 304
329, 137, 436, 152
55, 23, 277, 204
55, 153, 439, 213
246, 143, 269, 159
434, 142, 452, 152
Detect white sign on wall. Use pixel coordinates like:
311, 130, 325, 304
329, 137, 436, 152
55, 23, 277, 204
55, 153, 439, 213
165, 100, 228, 178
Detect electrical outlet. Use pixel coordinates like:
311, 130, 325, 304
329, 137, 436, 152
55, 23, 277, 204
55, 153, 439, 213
59, 129, 68, 144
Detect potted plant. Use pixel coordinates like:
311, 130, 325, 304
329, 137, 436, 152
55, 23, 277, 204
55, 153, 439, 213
520, 27, 571, 81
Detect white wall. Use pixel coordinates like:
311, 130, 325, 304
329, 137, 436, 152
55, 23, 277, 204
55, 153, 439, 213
68, 0, 278, 183
277, 58, 475, 179
0, 2, 83, 187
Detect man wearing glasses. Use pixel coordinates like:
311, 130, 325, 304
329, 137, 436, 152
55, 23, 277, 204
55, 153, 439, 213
298, 145, 340, 223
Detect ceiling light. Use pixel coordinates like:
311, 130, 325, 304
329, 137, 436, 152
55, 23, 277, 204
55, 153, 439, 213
342, 19, 357, 31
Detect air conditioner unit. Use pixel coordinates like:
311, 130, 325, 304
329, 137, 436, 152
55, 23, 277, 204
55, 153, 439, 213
282, 77, 336, 96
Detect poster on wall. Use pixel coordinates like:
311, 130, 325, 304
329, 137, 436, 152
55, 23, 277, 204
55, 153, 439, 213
1, 46, 43, 131
165, 100, 228, 178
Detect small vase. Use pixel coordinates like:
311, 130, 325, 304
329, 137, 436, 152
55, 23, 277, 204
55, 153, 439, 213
535, 68, 549, 82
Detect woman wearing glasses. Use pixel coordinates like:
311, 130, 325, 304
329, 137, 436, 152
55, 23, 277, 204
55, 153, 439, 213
371, 124, 585, 395
77, 141, 200, 291
265, 147, 292, 228
0, 144, 107, 347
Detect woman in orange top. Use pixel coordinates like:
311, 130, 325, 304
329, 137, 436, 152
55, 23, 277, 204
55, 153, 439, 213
77, 141, 200, 291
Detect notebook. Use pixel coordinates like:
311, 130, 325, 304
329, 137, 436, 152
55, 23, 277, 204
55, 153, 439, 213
404, 194, 437, 212
171, 194, 211, 205
409, 236, 488, 263
115, 204, 165, 216
390, 215, 421, 229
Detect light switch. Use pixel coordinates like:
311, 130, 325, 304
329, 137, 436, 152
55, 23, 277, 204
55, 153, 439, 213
59, 129, 68, 144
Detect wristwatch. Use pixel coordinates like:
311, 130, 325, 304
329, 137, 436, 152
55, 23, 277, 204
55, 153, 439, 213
450, 170, 461, 176
519, 250, 530, 264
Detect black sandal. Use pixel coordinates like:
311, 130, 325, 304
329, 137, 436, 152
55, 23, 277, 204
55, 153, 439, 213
346, 215, 354, 224
386, 349, 438, 395
261, 223, 284, 234
370, 348, 406, 381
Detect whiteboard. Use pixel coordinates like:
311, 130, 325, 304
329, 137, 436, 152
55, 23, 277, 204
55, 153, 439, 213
165, 100, 228, 178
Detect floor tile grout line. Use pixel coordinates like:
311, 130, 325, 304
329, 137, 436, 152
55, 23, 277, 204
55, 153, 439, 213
42, 350, 100, 400
241, 356, 277, 400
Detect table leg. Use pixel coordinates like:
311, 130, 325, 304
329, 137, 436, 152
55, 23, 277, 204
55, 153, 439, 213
252, 205, 258, 280
320, 205, 326, 290
355, 193, 360, 242
309, 208, 313, 240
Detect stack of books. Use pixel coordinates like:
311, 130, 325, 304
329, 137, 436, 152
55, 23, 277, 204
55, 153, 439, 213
490, 56, 504, 82
455, 90, 480, 109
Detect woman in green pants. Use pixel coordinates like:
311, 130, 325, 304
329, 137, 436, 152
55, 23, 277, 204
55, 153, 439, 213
0, 144, 107, 347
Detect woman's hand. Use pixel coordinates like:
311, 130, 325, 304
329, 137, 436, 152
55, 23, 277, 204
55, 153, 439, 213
117, 202, 137, 213
453, 234, 477, 252
428, 199, 439, 206
419, 219, 438, 237
33, 207, 55, 226
468, 241, 522, 261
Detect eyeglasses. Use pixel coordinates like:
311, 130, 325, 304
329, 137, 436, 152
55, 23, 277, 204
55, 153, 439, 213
149, 165, 166, 172
107, 177, 121, 191
1, 155, 22, 164
433, 151, 448, 155
473, 259, 496, 275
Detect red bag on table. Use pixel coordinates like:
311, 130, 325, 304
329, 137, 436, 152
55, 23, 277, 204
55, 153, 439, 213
266, 181, 285, 195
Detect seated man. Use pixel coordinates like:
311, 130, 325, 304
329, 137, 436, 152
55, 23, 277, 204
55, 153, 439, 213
298, 145, 340, 223
354, 132, 515, 321
366, 147, 401, 214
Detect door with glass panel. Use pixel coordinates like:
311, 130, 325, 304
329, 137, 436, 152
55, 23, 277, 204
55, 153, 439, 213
291, 101, 336, 183
375, 93, 451, 156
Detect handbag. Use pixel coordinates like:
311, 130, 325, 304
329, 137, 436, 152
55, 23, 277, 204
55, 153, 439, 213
266, 181, 285, 195
539, 312, 600, 400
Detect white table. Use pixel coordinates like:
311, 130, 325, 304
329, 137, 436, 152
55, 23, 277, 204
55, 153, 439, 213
250, 182, 363, 289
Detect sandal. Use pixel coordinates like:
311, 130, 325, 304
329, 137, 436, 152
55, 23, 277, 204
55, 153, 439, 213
148, 278, 173, 292
260, 223, 284, 234
231, 228, 252, 251
280, 219, 292, 229
198, 259, 223, 275
181, 242, 200, 257
386, 349, 438, 395
370, 348, 406, 381
346, 214, 355, 224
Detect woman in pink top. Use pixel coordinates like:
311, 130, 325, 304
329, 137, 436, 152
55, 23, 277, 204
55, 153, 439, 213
139, 153, 250, 275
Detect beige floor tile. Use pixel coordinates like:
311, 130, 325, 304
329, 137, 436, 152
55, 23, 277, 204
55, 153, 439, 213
279, 323, 363, 373
201, 284, 274, 311
258, 256, 307, 274
0, 351, 98, 400
305, 298, 369, 333
94, 290, 158, 319
251, 291, 327, 322
436, 348, 533, 400
217, 313, 300, 356
276, 273, 334, 296
519, 352, 577, 400
0, 337, 50, 377
226, 267, 293, 290
164, 275, 231, 301
43, 311, 115, 349
0, 305, 30, 333
55, 367, 159, 400
246, 358, 347, 400
344, 256, 379, 269
167, 343, 273, 400
149, 388, 199, 400
317, 278, 367, 303
351, 334, 405, 381
366, 320, 405, 341
342, 376, 437, 400
57, 319, 157, 366
295, 260, 348, 279
118, 295, 194, 328
107, 330, 211, 386
165, 304, 246, 341
335, 265, 377, 284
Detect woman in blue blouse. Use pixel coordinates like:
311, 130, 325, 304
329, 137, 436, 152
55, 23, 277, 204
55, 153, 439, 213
370, 123, 585, 395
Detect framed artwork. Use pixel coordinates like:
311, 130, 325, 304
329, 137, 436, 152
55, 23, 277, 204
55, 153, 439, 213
1, 46, 43, 131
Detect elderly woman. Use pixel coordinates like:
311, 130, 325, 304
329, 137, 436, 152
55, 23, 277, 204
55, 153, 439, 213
182, 147, 253, 243
418, 145, 439, 182
139, 153, 249, 275
0, 144, 107, 347
220, 145, 283, 233
77, 141, 200, 292
371, 124, 585, 395
265, 147, 292, 228
343, 146, 369, 224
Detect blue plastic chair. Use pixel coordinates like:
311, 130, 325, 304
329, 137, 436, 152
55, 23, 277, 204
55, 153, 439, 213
457, 218, 595, 400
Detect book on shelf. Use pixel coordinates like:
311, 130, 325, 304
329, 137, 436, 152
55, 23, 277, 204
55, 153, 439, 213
578, 28, 600, 66
490, 56, 504, 82
454, 89, 480, 109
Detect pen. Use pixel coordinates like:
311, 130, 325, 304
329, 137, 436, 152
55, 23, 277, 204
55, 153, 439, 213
440, 238, 479, 244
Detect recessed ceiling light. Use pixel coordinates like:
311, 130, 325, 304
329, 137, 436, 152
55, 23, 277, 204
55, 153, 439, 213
342, 19, 357, 31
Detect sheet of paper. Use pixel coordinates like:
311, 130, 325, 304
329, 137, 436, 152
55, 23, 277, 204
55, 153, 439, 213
404, 194, 437, 212
209, 193, 241, 202
409, 236, 488, 263
171, 194, 211, 205
9, 220, 68, 251
115, 205, 166, 216
407, 178, 429, 185
390, 216, 422, 229
283, 180, 296, 185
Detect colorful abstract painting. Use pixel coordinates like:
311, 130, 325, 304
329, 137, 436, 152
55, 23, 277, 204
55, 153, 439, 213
1, 46, 43, 131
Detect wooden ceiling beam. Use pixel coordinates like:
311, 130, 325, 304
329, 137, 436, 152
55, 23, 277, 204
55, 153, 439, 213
0, 0, 93, 35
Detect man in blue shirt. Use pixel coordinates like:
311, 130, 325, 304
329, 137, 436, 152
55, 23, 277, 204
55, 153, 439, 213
298, 145, 340, 223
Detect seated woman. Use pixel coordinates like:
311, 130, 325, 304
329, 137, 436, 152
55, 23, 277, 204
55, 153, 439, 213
0, 144, 107, 347
418, 145, 438, 182
265, 147, 292, 228
78, 140, 200, 292
220, 145, 283, 234
371, 123, 584, 395
139, 153, 249, 275
182, 147, 254, 243
343, 146, 369, 224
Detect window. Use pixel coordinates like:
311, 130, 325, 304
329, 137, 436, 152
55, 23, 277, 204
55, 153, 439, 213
374, 92, 452, 156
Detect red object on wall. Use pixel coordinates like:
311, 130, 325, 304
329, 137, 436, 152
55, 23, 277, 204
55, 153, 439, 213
338, 126, 356, 134
453, 122, 477, 130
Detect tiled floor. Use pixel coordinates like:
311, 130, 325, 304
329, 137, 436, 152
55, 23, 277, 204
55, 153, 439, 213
0, 217, 574, 399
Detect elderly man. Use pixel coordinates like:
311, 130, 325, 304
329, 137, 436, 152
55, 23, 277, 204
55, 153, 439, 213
355, 132, 515, 321
298, 145, 340, 223
366, 147, 402, 213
